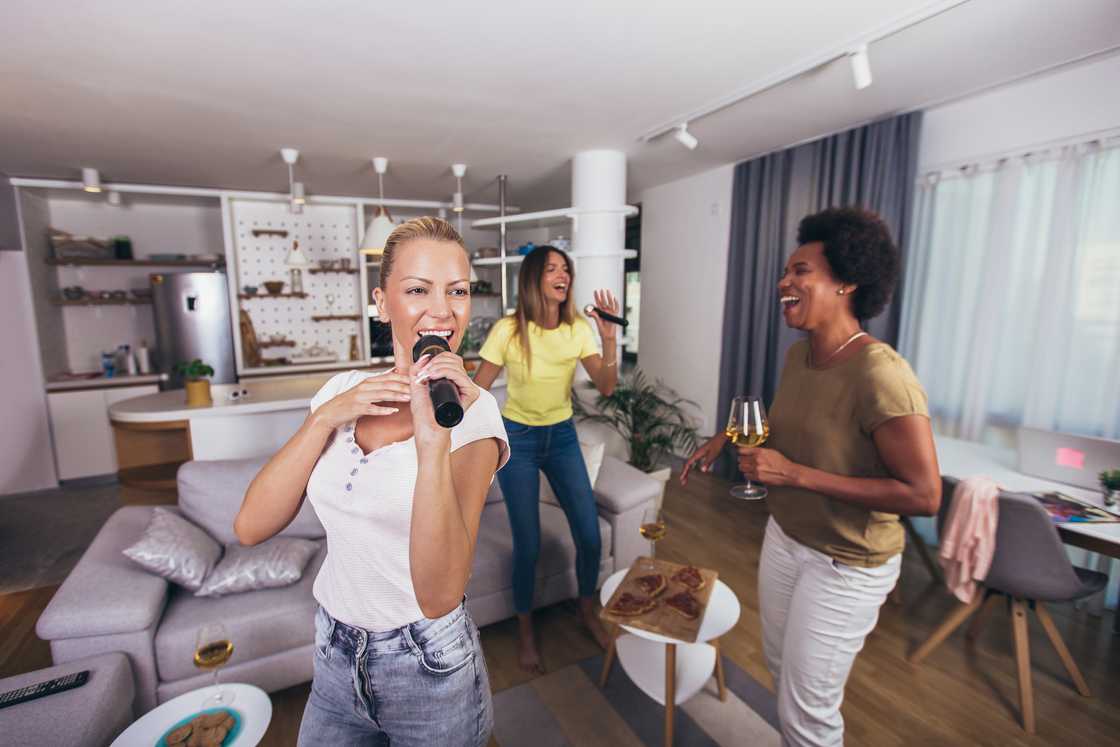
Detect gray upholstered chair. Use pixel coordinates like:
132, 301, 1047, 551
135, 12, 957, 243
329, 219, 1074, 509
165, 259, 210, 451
908, 477, 1107, 735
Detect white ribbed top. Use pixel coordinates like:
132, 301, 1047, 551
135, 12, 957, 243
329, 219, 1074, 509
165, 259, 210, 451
306, 370, 509, 632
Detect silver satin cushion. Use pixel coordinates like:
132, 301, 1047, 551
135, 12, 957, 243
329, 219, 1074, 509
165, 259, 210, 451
122, 507, 222, 591
195, 537, 320, 597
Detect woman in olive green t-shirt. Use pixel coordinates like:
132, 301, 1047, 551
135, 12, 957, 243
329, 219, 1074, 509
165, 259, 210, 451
682, 207, 941, 746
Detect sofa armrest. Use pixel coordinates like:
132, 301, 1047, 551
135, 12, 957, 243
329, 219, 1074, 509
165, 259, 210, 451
593, 457, 663, 515
593, 457, 662, 572
36, 506, 169, 641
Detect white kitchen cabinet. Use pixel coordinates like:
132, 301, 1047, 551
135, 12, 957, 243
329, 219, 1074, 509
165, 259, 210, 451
47, 384, 158, 480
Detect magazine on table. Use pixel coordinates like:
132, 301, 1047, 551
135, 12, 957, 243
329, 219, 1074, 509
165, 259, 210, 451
1033, 491, 1120, 523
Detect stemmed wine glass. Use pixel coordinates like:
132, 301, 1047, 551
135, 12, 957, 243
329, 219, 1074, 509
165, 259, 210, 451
194, 622, 235, 708
726, 395, 770, 500
638, 505, 667, 568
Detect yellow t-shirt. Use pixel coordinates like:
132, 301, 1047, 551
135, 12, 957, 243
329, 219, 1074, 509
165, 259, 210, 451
479, 316, 600, 426
765, 340, 930, 567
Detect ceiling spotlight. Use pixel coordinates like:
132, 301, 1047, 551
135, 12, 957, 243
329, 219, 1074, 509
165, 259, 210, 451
82, 167, 102, 193
451, 164, 467, 213
673, 124, 698, 150
849, 44, 872, 90
107, 190, 121, 206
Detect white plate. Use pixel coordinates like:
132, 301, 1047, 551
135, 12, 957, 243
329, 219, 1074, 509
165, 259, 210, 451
111, 683, 272, 746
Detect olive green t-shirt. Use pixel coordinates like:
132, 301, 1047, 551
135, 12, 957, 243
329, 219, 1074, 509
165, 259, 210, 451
765, 340, 929, 567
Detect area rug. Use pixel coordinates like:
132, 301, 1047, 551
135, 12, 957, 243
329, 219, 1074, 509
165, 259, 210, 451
492, 652, 780, 746
0, 482, 123, 593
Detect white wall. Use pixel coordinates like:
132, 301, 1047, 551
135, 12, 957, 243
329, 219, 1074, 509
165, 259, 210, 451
636, 164, 735, 436
919, 53, 1120, 171
0, 249, 59, 493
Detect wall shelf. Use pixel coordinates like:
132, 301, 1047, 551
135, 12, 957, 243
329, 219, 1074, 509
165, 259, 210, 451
251, 229, 289, 238
311, 314, 361, 322
471, 205, 638, 231
53, 297, 152, 307
258, 339, 297, 348
308, 268, 359, 275
47, 257, 224, 268
239, 293, 308, 299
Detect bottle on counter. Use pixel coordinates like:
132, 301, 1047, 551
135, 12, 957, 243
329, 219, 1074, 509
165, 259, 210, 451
137, 340, 152, 374
101, 351, 116, 378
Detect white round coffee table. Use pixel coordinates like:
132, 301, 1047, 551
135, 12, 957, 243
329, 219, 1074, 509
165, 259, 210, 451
111, 683, 272, 746
599, 568, 741, 747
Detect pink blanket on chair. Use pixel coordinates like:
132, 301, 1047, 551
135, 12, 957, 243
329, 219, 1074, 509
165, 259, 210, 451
938, 476, 1000, 603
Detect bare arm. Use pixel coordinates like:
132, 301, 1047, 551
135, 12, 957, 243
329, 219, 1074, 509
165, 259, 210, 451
473, 359, 502, 390
406, 352, 502, 618
581, 289, 620, 397
738, 415, 942, 516
234, 373, 412, 545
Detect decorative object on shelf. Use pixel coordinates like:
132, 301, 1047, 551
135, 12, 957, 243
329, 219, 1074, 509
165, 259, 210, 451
175, 359, 215, 407
285, 240, 312, 294
130, 288, 153, 299
360, 157, 395, 255
111, 236, 133, 260
239, 310, 262, 367
470, 279, 493, 295
349, 334, 360, 361
241, 285, 258, 296
317, 259, 336, 270
149, 253, 189, 262
473, 247, 499, 259
339, 258, 351, 270
290, 345, 338, 365
250, 228, 289, 238
62, 285, 86, 300
262, 280, 285, 296
1101, 469, 1120, 507
137, 340, 152, 374
108, 290, 127, 300
517, 241, 535, 255
280, 147, 304, 215
49, 228, 112, 260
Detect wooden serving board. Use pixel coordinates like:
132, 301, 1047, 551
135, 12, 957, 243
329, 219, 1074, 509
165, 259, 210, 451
600, 557, 718, 643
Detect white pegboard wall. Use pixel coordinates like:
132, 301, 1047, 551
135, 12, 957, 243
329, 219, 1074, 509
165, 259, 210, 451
231, 199, 361, 364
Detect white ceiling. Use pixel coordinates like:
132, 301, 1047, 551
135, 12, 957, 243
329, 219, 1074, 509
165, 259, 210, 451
1, 0, 1118, 210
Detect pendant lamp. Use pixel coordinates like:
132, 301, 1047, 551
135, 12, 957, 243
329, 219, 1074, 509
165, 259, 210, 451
361, 157, 395, 255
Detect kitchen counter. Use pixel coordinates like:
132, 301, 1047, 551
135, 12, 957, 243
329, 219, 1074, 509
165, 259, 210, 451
108, 377, 326, 423
46, 372, 168, 392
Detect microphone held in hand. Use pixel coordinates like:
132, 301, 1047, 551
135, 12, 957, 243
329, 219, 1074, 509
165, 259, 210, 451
584, 304, 629, 329
411, 335, 464, 428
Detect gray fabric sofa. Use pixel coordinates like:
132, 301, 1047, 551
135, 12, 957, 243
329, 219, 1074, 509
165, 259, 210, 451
36, 427, 661, 716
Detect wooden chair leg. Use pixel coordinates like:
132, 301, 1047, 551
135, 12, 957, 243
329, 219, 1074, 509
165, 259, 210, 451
1034, 602, 1092, 697
713, 638, 727, 702
966, 590, 997, 642
909, 593, 985, 664
599, 627, 619, 687
665, 643, 676, 747
903, 516, 944, 583
1011, 598, 1036, 735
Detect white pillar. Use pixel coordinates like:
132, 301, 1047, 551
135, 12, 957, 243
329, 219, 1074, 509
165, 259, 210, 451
571, 150, 627, 353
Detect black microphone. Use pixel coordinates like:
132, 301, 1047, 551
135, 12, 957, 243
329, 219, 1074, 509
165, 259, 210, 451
584, 304, 629, 329
411, 335, 464, 428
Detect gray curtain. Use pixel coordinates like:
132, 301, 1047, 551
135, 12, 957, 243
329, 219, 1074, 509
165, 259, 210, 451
714, 112, 922, 479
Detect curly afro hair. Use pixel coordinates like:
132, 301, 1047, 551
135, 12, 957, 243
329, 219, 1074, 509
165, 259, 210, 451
796, 207, 898, 321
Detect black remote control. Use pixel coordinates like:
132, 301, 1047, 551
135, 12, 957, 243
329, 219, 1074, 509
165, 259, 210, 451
0, 670, 89, 710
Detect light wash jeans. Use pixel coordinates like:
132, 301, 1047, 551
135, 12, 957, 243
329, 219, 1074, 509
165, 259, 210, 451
297, 604, 492, 746
759, 517, 901, 747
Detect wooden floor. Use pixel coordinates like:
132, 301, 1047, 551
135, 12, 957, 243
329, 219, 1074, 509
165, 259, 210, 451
3, 472, 1119, 745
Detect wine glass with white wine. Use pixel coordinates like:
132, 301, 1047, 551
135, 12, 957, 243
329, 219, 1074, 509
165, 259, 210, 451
194, 622, 235, 708
726, 395, 770, 500
638, 506, 667, 568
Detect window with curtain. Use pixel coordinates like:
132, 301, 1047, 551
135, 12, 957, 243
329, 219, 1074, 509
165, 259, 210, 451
900, 139, 1120, 444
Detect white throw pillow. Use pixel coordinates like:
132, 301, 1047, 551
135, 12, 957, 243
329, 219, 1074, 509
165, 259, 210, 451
122, 508, 222, 592
541, 440, 605, 506
195, 537, 319, 597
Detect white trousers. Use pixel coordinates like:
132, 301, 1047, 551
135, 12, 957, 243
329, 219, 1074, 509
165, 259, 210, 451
759, 517, 900, 747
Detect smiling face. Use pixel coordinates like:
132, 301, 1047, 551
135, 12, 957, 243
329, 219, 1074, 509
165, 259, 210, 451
777, 241, 854, 331
372, 238, 471, 362
539, 250, 571, 305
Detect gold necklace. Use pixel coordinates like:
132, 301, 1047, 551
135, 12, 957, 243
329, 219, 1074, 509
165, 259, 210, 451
810, 331, 867, 368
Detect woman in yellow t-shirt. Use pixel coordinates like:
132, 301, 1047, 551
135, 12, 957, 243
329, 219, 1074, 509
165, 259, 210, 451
681, 207, 942, 746
474, 244, 620, 672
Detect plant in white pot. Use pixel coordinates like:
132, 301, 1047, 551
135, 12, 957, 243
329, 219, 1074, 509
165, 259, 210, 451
573, 370, 699, 508
1100, 469, 1120, 508
176, 359, 215, 407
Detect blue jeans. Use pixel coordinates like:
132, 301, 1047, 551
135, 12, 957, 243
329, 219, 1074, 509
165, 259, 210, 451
297, 604, 492, 746
497, 416, 602, 613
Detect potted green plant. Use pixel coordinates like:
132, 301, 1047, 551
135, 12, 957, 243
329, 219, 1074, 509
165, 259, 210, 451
573, 369, 699, 505
176, 359, 215, 407
1100, 469, 1120, 508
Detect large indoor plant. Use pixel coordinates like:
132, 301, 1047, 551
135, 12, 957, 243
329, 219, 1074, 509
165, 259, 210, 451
573, 369, 699, 504
176, 359, 215, 406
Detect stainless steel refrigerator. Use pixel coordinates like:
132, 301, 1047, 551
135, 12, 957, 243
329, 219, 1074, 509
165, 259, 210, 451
150, 271, 237, 388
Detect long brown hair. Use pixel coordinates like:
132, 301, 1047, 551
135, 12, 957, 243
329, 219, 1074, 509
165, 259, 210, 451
510, 244, 576, 371
378, 216, 467, 289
